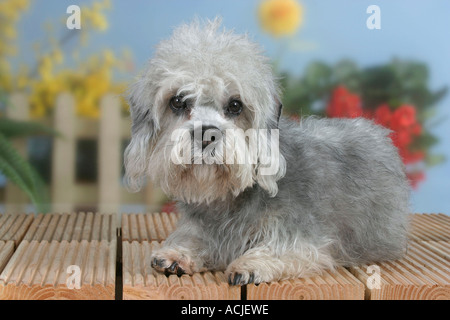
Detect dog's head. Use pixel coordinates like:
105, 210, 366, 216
124, 18, 286, 204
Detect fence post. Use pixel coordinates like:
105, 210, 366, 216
98, 94, 121, 214
51, 93, 75, 213
5, 93, 29, 214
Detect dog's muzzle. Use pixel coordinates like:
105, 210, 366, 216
197, 125, 222, 150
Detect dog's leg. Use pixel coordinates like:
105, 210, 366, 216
150, 221, 207, 276
225, 245, 336, 285
151, 244, 206, 276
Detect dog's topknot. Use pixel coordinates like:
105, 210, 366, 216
157, 17, 262, 65
125, 17, 285, 196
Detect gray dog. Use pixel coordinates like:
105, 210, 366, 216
124, 19, 410, 285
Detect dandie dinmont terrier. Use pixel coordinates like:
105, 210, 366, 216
124, 19, 410, 285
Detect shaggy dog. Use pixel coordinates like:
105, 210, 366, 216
124, 19, 410, 285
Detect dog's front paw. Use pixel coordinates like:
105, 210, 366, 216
226, 260, 269, 286
150, 247, 199, 276
227, 270, 259, 286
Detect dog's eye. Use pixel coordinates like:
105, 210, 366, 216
226, 100, 243, 116
170, 96, 187, 111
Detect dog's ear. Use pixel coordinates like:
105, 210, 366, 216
254, 125, 286, 197
267, 92, 283, 130
276, 102, 283, 127
123, 78, 157, 192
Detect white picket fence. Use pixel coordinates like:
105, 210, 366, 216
1, 92, 166, 214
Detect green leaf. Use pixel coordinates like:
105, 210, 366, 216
429, 87, 448, 106
0, 156, 37, 205
0, 118, 59, 138
0, 133, 34, 187
0, 133, 50, 212
360, 65, 396, 110
424, 154, 446, 167
332, 59, 361, 92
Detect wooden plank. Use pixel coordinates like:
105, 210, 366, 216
98, 94, 121, 214
74, 118, 98, 139
0, 212, 446, 300
122, 241, 240, 300
246, 267, 364, 300
0, 241, 15, 273
120, 213, 449, 300
409, 213, 450, 241
23, 213, 117, 242
51, 93, 76, 213
349, 241, 450, 300
121, 213, 179, 242
0, 240, 116, 300
417, 240, 449, 259
0, 213, 34, 247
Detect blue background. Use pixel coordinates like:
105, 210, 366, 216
13, 0, 450, 214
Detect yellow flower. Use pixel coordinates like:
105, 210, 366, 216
103, 49, 115, 66
1, 0, 131, 120
0, 1, 18, 20
258, 0, 303, 37
82, 5, 108, 31
16, 65, 29, 89
52, 48, 64, 64
12, 0, 30, 11
30, 102, 46, 118
38, 56, 53, 81
90, 11, 108, 31
3, 24, 17, 39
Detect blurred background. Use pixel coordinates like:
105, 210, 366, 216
0, 0, 449, 215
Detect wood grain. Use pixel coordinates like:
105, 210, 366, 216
121, 213, 180, 242
122, 241, 240, 300
0, 241, 14, 273
246, 267, 364, 300
0, 213, 34, 247
0, 240, 116, 300
349, 241, 449, 300
23, 212, 117, 242
409, 213, 450, 241
0, 212, 447, 300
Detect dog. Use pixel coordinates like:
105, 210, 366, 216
124, 18, 410, 285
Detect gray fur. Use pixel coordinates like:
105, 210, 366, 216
124, 18, 410, 285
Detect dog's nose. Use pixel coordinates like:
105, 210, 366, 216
201, 125, 220, 150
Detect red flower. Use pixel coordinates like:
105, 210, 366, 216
326, 86, 363, 118
402, 149, 425, 164
373, 104, 392, 127
161, 201, 177, 213
411, 123, 422, 136
406, 171, 426, 190
374, 103, 422, 162
391, 104, 417, 130
326, 93, 426, 189
390, 128, 413, 149
362, 109, 374, 119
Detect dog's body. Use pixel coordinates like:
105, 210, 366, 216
124, 19, 410, 285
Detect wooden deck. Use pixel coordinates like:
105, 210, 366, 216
0, 240, 116, 300
122, 241, 240, 300
0, 212, 448, 300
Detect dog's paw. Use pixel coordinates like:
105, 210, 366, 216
150, 247, 198, 276
226, 262, 268, 286
226, 254, 282, 286
227, 270, 259, 286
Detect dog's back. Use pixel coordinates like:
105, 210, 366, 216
276, 116, 410, 265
